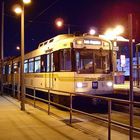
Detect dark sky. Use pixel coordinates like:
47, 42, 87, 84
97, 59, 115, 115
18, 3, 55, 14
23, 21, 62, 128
3, 0, 140, 57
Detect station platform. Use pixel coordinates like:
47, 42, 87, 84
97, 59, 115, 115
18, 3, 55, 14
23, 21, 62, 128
114, 81, 140, 96
0, 95, 139, 140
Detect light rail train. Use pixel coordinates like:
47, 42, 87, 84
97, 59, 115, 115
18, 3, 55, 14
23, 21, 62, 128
0, 33, 117, 105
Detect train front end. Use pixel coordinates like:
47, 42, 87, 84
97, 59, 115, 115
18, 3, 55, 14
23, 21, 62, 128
73, 35, 114, 95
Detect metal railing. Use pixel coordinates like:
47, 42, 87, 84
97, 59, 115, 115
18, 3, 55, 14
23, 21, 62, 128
2, 84, 140, 140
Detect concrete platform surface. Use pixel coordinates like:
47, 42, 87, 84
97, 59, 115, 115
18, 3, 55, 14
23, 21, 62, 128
0, 96, 139, 140
114, 81, 140, 95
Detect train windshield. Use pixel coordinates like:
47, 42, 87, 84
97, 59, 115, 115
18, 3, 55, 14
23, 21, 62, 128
76, 49, 111, 74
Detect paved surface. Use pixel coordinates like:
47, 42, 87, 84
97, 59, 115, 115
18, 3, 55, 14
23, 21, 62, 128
114, 81, 140, 95
0, 95, 139, 140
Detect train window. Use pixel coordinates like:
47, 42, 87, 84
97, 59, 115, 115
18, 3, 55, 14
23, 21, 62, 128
94, 50, 110, 73
24, 60, 28, 73
3, 66, 5, 74
60, 49, 71, 71
35, 56, 41, 73
13, 63, 18, 73
53, 51, 59, 72
49, 39, 54, 43
39, 43, 43, 47
41, 55, 46, 72
76, 50, 93, 74
44, 41, 48, 45
50, 53, 53, 72
8, 65, 11, 74
29, 58, 34, 73
46, 54, 50, 72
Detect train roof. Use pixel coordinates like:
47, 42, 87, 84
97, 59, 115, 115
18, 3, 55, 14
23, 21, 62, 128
38, 34, 75, 48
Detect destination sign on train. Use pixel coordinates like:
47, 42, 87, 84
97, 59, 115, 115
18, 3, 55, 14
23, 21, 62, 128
84, 39, 101, 45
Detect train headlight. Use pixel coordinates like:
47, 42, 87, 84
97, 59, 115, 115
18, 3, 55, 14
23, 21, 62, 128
107, 81, 113, 87
76, 82, 88, 88
76, 82, 83, 88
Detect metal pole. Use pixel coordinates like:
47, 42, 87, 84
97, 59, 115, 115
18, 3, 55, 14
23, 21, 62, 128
69, 93, 73, 125
128, 13, 134, 140
33, 87, 36, 107
48, 90, 50, 115
108, 100, 112, 140
20, 4, 25, 111
136, 45, 140, 87
0, 0, 4, 96
68, 24, 70, 34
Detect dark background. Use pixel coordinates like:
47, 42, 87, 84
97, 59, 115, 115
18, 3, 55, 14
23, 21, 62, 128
1, 0, 140, 57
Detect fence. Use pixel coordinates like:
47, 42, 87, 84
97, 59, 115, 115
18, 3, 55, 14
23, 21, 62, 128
2, 84, 140, 140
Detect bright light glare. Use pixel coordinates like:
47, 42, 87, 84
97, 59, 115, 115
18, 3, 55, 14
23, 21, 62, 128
76, 82, 83, 88
89, 29, 96, 35
56, 21, 63, 27
107, 81, 113, 87
113, 25, 124, 36
23, 0, 31, 4
55, 18, 64, 28
14, 7, 22, 14
104, 25, 124, 40
16, 46, 20, 50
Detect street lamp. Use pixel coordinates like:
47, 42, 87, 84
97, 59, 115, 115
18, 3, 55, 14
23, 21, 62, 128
16, 46, 20, 50
89, 28, 96, 35
104, 25, 124, 48
55, 17, 71, 34
13, 0, 31, 111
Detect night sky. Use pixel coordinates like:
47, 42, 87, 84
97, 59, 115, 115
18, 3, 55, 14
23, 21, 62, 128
3, 0, 140, 57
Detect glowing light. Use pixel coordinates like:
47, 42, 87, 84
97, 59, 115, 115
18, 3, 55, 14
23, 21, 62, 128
104, 25, 124, 40
89, 29, 96, 35
76, 40, 83, 45
114, 25, 124, 36
23, 0, 31, 4
16, 46, 20, 50
107, 81, 113, 87
55, 18, 64, 28
76, 82, 83, 88
14, 7, 22, 14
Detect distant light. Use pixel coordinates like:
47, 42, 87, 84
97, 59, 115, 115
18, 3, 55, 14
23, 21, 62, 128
16, 46, 20, 50
104, 25, 124, 40
14, 7, 22, 14
89, 29, 96, 35
55, 18, 64, 28
23, 0, 31, 4
113, 25, 124, 36
57, 21, 63, 27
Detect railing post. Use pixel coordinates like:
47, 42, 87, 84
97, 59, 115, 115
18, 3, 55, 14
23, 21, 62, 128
108, 100, 112, 140
13, 74, 15, 98
33, 87, 36, 107
128, 13, 134, 140
48, 89, 51, 115
69, 93, 73, 125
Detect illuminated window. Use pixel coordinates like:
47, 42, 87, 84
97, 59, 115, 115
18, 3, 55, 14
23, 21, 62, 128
35, 56, 41, 73
8, 65, 11, 74
24, 60, 28, 73
3, 66, 5, 74
46, 54, 50, 72
29, 58, 34, 73
13, 63, 18, 73
60, 49, 71, 71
